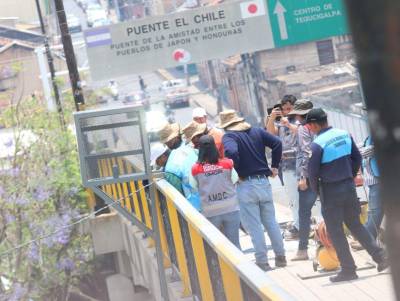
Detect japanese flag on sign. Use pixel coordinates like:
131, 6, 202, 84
240, 0, 266, 18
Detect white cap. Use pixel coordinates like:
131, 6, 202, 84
192, 107, 207, 118
150, 143, 168, 166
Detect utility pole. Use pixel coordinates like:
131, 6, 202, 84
344, 0, 400, 298
54, 0, 85, 111
207, 60, 223, 113
241, 53, 264, 124
249, 53, 265, 121
184, 64, 191, 86
35, 0, 66, 129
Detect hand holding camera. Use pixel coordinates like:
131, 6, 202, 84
269, 105, 282, 122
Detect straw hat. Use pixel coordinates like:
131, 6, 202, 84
182, 121, 207, 141
217, 110, 251, 131
158, 123, 180, 144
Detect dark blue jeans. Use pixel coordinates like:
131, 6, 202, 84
298, 185, 317, 250
321, 180, 384, 273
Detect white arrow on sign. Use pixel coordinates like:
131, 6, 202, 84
274, 1, 288, 40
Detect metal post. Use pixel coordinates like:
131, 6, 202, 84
241, 53, 264, 123
355, 70, 366, 107
149, 182, 170, 301
184, 64, 191, 86
113, 0, 121, 21
35, 47, 54, 111
249, 53, 265, 122
207, 60, 223, 113
35, 0, 66, 129
54, 0, 85, 111
344, 0, 400, 298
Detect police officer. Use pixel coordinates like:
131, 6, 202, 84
307, 108, 388, 282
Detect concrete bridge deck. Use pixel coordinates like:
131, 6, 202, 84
238, 177, 395, 301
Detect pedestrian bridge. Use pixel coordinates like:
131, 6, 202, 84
76, 105, 394, 301
88, 158, 293, 301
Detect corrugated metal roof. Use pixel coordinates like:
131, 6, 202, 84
221, 54, 242, 67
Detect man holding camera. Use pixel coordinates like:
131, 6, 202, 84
266, 95, 299, 239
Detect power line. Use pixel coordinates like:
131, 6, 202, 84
0, 178, 161, 258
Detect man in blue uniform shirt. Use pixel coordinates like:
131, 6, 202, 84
307, 108, 388, 282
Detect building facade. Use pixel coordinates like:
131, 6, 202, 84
197, 35, 356, 122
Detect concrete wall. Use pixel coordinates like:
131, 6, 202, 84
257, 42, 320, 78
89, 212, 192, 301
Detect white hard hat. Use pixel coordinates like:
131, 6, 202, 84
150, 143, 168, 166
192, 107, 207, 118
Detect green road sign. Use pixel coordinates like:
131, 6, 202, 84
267, 0, 349, 48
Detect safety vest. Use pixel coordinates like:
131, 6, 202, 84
314, 128, 352, 164
192, 159, 239, 218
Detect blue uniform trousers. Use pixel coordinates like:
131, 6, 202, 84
321, 179, 384, 273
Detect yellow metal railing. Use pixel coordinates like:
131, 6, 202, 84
94, 157, 293, 301
155, 180, 294, 301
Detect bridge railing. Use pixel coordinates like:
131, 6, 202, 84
322, 106, 369, 144
154, 179, 294, 301
94, 156, 294, 301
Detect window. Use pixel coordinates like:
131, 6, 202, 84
317, 39, 335, 65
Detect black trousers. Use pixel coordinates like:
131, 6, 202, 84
321, 179, 384, 273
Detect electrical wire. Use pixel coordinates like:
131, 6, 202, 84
0, 177, 161, 258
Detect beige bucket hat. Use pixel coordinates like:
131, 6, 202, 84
217, 110, 251, 131
158, 123, 180, 144
287, 99, 313, 116
182, 121, 207, 141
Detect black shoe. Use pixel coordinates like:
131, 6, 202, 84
377, 257, 389, 272
256, 262, 273, 272
329, 272, 358, 283
275, 255, 287, 267
285, 226, 299, 240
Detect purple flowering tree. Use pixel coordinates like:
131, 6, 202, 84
0, 97, 96, 300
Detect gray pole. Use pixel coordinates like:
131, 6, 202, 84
184, 64, 191, 86
241, 53, 264, 123
34, 0, 66, 129
207, 60, 223, 113
344, 0, 400, 298
35, 47, 54, 111
149, 183, 170, 301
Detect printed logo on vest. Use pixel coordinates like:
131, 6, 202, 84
208, 192, 228, 202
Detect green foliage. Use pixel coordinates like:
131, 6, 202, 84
0, 95, 94, 300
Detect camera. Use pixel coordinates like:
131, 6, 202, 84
267, 104, 282, 122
